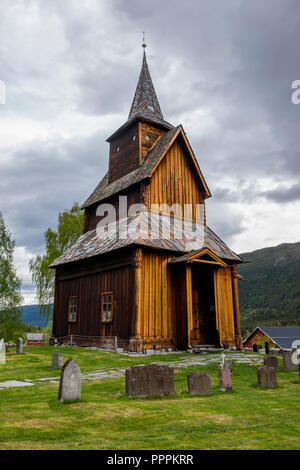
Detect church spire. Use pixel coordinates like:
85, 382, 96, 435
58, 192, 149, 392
128, 42, 164, 123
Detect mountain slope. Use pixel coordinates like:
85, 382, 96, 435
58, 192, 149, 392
238, 242, 300, 332
22, 305, 53, 327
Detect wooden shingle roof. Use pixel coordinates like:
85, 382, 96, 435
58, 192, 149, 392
50, 212, 243, 267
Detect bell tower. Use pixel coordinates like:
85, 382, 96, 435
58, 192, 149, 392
107, 42, 173, 184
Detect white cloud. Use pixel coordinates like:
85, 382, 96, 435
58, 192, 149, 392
14, 246, 37, 306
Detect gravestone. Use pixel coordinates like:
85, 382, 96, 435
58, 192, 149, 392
282, 350, 297, 372
257, 366, 277, 387
219, 358, 232, 391
126, 363, 175, 397
58, 358, 81, 402
265, 342, 270, 355
252, 343, 259, 353
16, 338, 23, 354
187, 372, 211, 395
0, 338, 5, 364
52, 352, 63, 368
264, 356, 279, 371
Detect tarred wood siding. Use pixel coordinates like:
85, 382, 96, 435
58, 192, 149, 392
52, 250, 133, 341
108, 122, 139, 183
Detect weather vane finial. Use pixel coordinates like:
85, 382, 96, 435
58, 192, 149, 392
142, 31, 147, 49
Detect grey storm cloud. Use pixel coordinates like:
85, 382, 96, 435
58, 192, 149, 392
260, 183, 300, 204
0, 131, 108, 251
0, 0, 300, 302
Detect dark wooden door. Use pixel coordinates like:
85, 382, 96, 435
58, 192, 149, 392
190, 264, 217, 345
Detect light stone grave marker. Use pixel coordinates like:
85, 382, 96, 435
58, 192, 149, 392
16, 338, 23, 354
0, 338, 5, 364
282, 350, 297, 372
52, 352, 63, 368
219, 357, 232, 391
58, 358, 81, 402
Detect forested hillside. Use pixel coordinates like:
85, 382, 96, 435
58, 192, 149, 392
238, 242, 300, 334
22, 305, 53, 327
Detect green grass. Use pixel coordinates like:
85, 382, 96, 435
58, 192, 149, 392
0, 346, 300, 450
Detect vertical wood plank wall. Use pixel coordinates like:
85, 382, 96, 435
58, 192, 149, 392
214, 267, 236, 347
140, 250, 176, 349
147, 140, 206, 223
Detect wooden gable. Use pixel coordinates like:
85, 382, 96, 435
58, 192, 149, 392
145, 128, 210, 222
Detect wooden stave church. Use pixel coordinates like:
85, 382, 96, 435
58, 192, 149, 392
51, 47, 244, 352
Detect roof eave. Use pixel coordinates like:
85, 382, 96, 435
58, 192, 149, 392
106, 115, 173, 143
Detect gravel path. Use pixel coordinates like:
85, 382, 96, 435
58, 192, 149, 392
0, 352, 263, 390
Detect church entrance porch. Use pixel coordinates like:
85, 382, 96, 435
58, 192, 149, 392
170, 248, 242, 350
190, 263, 219, 347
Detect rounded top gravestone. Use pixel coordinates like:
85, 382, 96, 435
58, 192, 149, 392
58, 358, 81, 402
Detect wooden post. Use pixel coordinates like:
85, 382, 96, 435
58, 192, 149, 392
186, 263, 193, 348
231, 265, 243, 350
213, 268, 222, 346
129, 248, 143, 352
134, 248, 143, 338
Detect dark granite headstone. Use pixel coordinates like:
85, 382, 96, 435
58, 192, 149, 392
257, 366, 277, 387
219, 358, 232, 391
264, 356, 279, 371
282, 350, 297, 372
126, 363, 175, 397
16, 338, 23, 354
58, 358, 81, 402
187, 372, 211, 395
265, 342, 270, 355
52, 352, 63, 368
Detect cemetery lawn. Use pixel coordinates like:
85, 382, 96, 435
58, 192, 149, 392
1, 346, 300, 450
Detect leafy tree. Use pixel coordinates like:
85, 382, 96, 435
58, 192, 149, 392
29, 202, 84, 319
0, 212, 24, 341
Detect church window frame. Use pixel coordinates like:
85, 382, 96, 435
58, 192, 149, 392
101, 292, 114, 323
68, 296, 78, 323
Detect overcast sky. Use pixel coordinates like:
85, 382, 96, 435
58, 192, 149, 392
1, 0, 300, 305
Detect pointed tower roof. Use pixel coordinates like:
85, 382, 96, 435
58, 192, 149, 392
107, 44, 173, 142
128, 50, 164, 122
